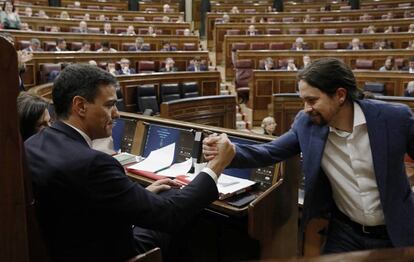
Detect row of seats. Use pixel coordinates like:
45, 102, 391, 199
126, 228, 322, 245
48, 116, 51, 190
18, 40, 197, 52
135, 82, 200, 114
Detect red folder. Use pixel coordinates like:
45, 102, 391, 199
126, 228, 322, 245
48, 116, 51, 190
127, 168, 167, 181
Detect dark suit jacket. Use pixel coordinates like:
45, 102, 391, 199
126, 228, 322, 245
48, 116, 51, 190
186, 64, 208, 71
159, 67, 178, 72
116, 68, 136, 75
50, 47, 68, 52
128, 45, 150, 51
229, 99, 414, 247
25, 121, 218, 261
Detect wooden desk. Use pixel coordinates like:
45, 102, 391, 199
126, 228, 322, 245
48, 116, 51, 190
231, 49, 414, 79
272, 93, 414, 136
214, 18, 413, 60
119, 112, 300, 260
21, 16, 190, 34
138, 2, 180, 12
250, 70, 414, 126
207, 6, 414, 45
22, 50, 208, 87
60, 0, 128, 11
16, 4, 183, 21
222, 33, 414, 71
160, 95, 237, 129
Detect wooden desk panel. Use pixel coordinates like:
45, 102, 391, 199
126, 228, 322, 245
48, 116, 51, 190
221, 31, 413, 67
21, 17, 190, 34
207, 6, 414, 44
160, 95, 237, 129
230, 49, 414, 79
138, 2, 179, 12
250, 70, 414, 126
214, 18, 413, 58
16, 4, 183, 21
21, 50, 209, 87
273, 93, 414, 136
60, 0, 128, 11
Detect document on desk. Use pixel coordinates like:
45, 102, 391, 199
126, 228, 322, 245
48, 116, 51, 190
217, 174, 256, 199
128, 143, 175, 173
157, 158, 192, 177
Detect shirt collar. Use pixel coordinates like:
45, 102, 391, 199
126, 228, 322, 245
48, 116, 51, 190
329, 102, 366, 137
63, 121, 93, 148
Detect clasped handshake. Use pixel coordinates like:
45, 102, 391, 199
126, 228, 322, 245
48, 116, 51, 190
203, 133, 236, 176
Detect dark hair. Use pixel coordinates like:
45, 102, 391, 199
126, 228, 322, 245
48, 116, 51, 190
56, 38, 65, 45
17, 92, 49, 140
101, 41, 110, 48
3, 1, 16, 12
297, 57, 363, 101
52, 64, 117, 119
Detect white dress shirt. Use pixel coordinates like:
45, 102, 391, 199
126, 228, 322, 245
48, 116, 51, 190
321, 102, 385, 226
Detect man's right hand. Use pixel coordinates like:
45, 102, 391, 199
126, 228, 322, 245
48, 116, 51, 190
206, 133, 235, 177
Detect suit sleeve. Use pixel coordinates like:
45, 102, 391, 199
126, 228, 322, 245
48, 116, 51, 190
405, 107, 414, 159
229, 114, 302, 168
86, 153, 218, 233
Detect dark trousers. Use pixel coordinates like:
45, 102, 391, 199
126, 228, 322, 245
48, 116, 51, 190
322, 210, 393, 254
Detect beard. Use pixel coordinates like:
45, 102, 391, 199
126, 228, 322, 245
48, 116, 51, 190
308, 111, 327, 126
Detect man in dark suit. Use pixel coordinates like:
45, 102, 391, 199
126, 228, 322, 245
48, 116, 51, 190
50, 38, 68, 51
159, 57, 178, 72
24, 64, 234, 261
204, 58, 414, 253
116, 58, 136, 75
128, 37, 150, 51
23, 38, 43, 52
186, 56, 208, 72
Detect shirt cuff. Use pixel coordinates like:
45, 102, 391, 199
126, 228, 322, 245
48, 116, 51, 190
201, 167, 218, 184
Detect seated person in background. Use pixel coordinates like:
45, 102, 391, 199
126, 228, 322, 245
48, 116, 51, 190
115, 14, 124, 21
282, 58, 298, 71
230, 6, 240, 14
50, 26, 60, 32
302, 55, 312, 69
359, 13, 371, 21
147, 26, 157, 36
83, 13, 90, 21
291, 37, 308, 51
20, 22, 31, 31
77, 20, 89, 34
176, 15, 184, 23
246, 24, 257, 36
159, 57, 178, 72
259, 57, 274, 71
97, 14, 107, 21
267, 6, 273, 12
384, 26, 394, 34
48, 62, 70, 82
122, 25, 136, 36
260, 116, 277, 136
160, 41, 177, 51
379, 56, 397, 71
259, 17, 267, 23
88, 60, 98, 66
303, 14, 311, 23
73, 1, 81, 8
364, 25, 376, 34
405, 81, 414, 97
78, 41, 91, 52
116, 58, 136, 75
406, 40, 414, 50
402, 56, 414, 73
97, 41, 117, 52
221, 13, 230, 23
17, 92, 52, 140
187, 56, 208, 71
347, 38, 364, 50
24, 38, 43, 52
404, 10, 412, 18
385, 11, 394, 20
24, 7, 32, 17
183, 28, 191, 36
129, 37, 150, 51
1, 1, 21, 29
373, 39, 393, 50
163, 3, 170, 13
24, 63, 232, 262
37, 10, 49, 19
162, 15, 170, 23
51, 38, 68, 52
102, 22, 112, 34
107, 62, 117, 75
409, 24, 414, 33
60, 11, 70, 20
248, 16, 256, 23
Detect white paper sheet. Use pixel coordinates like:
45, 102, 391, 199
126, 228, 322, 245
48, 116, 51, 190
128, 143, 175, 172
157, 158, 193, 177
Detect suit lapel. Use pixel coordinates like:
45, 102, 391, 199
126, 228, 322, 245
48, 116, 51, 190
304, 124, 329, 190
51, 121, 90, 147
358, 100, 388, 200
